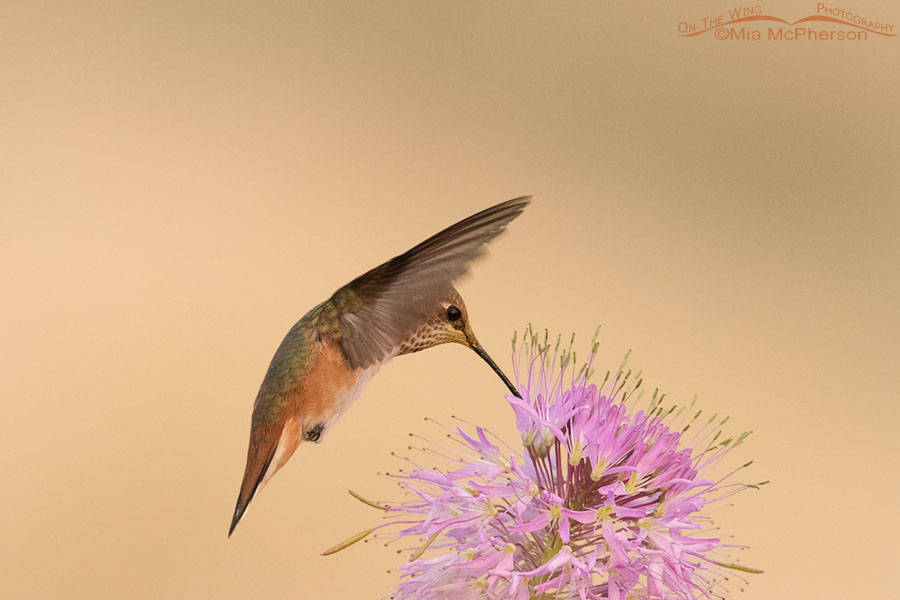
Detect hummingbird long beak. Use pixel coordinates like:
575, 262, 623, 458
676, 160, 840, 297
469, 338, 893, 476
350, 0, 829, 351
470, 343, 521, 398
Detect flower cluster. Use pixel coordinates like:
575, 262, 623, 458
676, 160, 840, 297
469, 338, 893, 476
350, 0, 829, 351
328, 327, 762, 599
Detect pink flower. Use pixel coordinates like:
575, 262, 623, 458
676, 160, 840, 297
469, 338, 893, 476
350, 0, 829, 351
329, 327, 764, 599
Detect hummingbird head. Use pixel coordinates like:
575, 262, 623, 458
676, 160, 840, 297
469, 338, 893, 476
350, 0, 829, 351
436, 290, 477, 347
403, 289, 521, 398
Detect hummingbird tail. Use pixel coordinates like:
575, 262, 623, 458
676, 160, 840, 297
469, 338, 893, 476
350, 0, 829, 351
229, 443, 275, 537
229, 417, 303, 536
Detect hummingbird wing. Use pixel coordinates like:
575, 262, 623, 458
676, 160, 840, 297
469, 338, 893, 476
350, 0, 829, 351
332, 196, 530, 369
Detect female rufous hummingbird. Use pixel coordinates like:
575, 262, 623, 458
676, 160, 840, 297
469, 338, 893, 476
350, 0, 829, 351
229, 196, 529, 535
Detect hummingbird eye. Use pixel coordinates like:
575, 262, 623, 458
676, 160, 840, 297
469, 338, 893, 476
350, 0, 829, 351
446, 305, 462, 322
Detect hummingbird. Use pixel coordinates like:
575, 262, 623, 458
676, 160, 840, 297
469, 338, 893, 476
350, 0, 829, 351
229, 196, 529, 536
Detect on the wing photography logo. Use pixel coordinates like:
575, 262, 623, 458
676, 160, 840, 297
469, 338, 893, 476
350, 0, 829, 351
677, 3, 895, 41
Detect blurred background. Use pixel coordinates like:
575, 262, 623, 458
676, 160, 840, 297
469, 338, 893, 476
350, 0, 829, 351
2, 1, 898, 598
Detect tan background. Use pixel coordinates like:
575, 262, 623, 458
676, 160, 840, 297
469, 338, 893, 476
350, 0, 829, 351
2, 1, 898, 598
